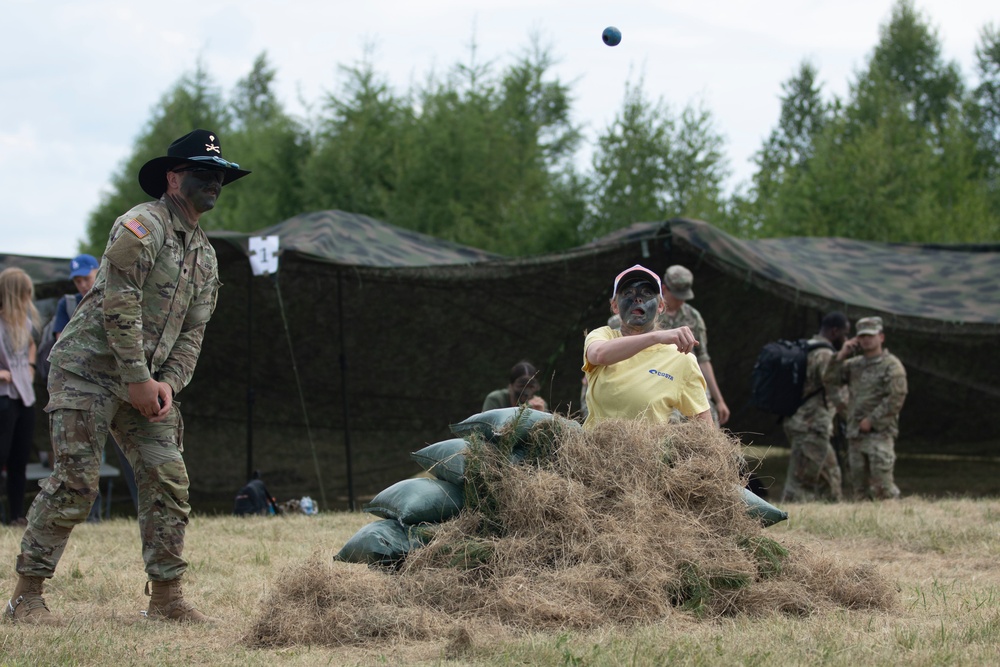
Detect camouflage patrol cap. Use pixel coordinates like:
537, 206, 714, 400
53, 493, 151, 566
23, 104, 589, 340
856, 316, 884, 336
663, 265, 694, 300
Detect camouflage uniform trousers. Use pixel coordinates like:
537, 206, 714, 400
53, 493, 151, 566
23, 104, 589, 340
17, 367, 191, 582
846, 433, 901, 501
781, 426, 843, 502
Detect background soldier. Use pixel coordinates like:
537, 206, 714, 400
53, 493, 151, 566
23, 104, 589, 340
7, 129, 249, 625
657, 265, 730, 425
780, 312, 850, 502
823, 316, 908, 500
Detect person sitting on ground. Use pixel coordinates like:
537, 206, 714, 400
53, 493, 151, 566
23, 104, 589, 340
583, 264, 711, 428
482, 360, 548, 412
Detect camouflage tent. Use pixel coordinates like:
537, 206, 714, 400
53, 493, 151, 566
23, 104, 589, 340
0, 254, 76, 301
7, 214, 999, 508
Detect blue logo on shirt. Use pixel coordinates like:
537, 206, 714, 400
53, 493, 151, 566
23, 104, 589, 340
648, 369, 674, 380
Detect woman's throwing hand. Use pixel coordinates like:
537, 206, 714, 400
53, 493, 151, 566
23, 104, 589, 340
658, 326, 698, 355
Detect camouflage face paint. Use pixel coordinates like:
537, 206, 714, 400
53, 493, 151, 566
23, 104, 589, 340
615, 280, 660, 333
178, 168, 223, 213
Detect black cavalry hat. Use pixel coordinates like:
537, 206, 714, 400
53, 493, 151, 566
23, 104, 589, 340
137, 129, 251, 198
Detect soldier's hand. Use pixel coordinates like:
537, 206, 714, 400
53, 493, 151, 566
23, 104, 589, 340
838, 337, 860, 360
148, 382, 173, 423
128, 380, 164, 420
717, 401, 731, 425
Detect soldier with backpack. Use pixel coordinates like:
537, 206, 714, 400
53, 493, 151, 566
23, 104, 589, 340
779, 312, 850, 503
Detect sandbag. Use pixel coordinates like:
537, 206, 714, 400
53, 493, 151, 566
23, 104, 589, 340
411, 438, 468, 486
334, 519, 427, 566
449, 406, 555, 443
740, 487, 788, 527
363, 477, 464, 525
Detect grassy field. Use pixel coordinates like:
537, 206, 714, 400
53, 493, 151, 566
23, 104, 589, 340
2, 493, 999, 667
745, 445, 1000, 500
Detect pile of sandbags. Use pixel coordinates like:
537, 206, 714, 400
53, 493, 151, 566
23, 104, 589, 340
247, 417, 901, 649
336, 407, 786, 567
335, 407, 559, 565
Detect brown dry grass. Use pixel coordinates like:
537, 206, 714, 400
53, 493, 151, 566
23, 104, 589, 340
0, 420, 997, 666
247, 419, 897, 649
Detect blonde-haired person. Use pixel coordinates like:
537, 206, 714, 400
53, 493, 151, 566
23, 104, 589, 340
583, 265, 712, 427
0, 268, 41, 526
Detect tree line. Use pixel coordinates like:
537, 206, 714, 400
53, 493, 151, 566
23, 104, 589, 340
82, 0, 1000, 257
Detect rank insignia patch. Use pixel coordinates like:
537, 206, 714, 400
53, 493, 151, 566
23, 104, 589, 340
123, 218, 150, 239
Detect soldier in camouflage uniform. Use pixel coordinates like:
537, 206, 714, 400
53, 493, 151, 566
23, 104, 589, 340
823, 316, 908, 500
6, 130, 250, 626
781, 312, 850, 502
657, 265, 730, 425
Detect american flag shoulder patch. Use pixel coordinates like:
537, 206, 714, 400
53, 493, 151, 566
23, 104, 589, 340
123, 218, 150, 239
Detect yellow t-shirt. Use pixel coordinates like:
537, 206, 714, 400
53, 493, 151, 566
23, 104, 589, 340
582, 326, 709, 428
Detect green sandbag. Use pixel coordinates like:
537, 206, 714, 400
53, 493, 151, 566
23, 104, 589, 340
411, 438, 468, 486
333, 519, 428, 566
740, 486, 788, 527
363, 477, 465, 525
449, 407, 554, 443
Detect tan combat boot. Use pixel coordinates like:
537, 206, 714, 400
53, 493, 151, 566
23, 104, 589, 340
6, 575, 58, 625
144, 578, 217, 623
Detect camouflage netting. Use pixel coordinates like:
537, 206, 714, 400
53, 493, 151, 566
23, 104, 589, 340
6, 213, 999, 507
245, 419, 897, 648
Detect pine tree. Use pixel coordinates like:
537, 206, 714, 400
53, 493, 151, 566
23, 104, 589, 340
83, 63, 228, 254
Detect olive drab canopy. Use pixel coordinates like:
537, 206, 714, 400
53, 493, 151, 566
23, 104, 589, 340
9, 214, 999, 506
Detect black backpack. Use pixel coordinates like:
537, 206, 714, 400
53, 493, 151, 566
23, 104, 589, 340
233, 478, 279, 516
750, 339, 834, 417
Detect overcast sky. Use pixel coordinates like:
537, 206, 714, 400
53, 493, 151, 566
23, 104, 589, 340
3, 0, 996, 259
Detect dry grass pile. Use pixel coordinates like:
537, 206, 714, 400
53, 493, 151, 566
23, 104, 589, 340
247, 418, 896, 648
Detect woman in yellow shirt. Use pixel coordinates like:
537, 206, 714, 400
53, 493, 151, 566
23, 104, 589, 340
583, 265, 711, 427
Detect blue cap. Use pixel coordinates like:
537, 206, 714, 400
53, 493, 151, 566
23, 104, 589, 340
69, 254, 99, 278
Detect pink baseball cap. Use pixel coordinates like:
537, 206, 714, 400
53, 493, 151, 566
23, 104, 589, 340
611, 264, 662, 298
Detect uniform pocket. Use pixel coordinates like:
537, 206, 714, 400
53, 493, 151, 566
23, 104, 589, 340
175, 404, 184, 454
38, 475, 63, 495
